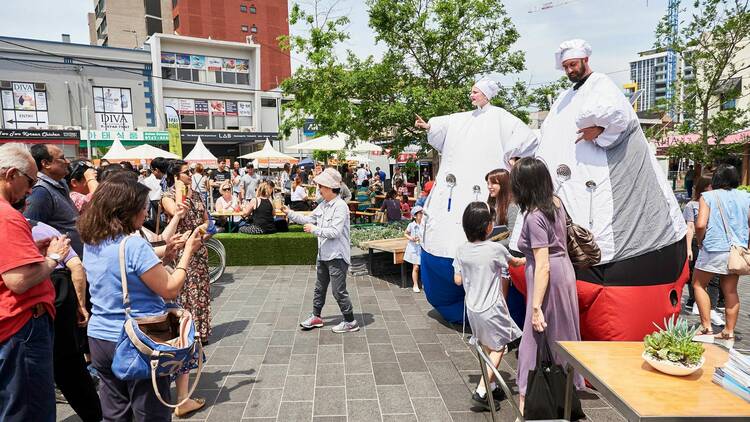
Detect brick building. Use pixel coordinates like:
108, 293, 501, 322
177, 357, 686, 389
171, 0, 291, 91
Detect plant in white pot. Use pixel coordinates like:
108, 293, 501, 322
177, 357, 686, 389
642, 315, 706, 376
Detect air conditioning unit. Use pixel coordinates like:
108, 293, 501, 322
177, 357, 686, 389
239, 126, 255, 132
0, 81, 11, 89
34, 83, 47, 91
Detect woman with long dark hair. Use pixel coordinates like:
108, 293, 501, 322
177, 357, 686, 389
161, 159, 211, 416
78, 177, 203, 421
511, 157, 583, 410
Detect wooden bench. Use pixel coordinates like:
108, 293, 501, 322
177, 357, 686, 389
360, 237, 409, 287
353, 211, 376, 223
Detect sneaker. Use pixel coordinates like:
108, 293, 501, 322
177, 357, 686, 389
300, 314, 324, 329
331, 320, 360, 333
412, 285, 421, 293
692, 303, 699, 315
471, 391, 501, 411
710, 309, 725, 326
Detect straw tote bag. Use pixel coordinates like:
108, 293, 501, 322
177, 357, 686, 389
715, 199, 750, 275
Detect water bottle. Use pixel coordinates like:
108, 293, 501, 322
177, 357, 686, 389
207, 215, 218, 235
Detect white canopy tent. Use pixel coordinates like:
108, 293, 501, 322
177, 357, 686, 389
239, 139, 298, 171
286, 132, 383, 153
101, 137, 130, 160
183, 137, 217, 166
125, 144, 180, 160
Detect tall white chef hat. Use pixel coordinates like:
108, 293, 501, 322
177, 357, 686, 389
474, 77, 500, 100
555, 39, 592, 70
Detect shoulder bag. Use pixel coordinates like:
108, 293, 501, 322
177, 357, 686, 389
561, 201, 601, 267
111, 235, 204, 407
715, 197, 750, 275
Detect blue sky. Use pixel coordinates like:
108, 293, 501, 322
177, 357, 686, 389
0, 0, 672, 88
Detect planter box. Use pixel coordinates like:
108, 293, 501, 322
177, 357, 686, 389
214, 226, 318, 266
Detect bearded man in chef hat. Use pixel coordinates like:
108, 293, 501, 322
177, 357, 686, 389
508, 39, 688, 341
414, 78, 538, 323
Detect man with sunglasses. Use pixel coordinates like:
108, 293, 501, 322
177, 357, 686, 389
0, 142, 72, 421
24, 144, 84, 257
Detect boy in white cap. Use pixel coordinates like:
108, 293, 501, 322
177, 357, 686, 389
284, 167, 358, 333
413, 78, 538, 323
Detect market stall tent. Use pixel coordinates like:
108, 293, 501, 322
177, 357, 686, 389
183, 137, 218, 166
239, 139, 298, 171
101, 137, 130, 160
126, 143, 180, 160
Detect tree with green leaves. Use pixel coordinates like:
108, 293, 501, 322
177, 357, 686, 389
656, 0, 750, 166
279, 0, 528, 156
527, 77, 571, 111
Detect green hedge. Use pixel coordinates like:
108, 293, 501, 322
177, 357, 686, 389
214, 225, 318, 266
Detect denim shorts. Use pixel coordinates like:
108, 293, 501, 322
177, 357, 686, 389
695, 248, 729, 275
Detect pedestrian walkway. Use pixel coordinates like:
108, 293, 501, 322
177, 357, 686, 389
63, 265, 723, 421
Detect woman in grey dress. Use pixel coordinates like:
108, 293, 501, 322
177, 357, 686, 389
511, 157, 584, 410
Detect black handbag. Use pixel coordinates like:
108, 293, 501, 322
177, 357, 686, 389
523, 332, 585, 421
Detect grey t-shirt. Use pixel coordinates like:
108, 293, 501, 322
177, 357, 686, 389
682, 200, 698, 223
453, 240, 512, 313
241, 173, 261, 199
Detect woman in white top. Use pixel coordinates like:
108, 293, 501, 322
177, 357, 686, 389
290, 176, 310, 211
191, 163, 210, 207
214, 181, 241, 229
281, 163, 292, 194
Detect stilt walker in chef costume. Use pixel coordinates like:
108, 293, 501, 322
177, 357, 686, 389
414, 79, 538, 323
509, 39, 688, 340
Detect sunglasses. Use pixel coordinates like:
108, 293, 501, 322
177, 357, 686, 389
18, 169, 37, 186
180, 170, 191, 176
221, 188, 231, 192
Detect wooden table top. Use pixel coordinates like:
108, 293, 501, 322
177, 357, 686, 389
212, 211, 244, 217
555, 341, 750, 420
361, 237, 408, 253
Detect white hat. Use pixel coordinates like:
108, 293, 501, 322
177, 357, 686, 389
474, 78, 500, 100
555, 39, 592, 70
313, 167, 342, 189
411, 205, 424, 215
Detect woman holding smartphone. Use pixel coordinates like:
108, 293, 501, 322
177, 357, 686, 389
161, 159, 211, 417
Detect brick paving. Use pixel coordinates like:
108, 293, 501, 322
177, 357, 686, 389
57, 266, 750, 422
57, 264, 626, 422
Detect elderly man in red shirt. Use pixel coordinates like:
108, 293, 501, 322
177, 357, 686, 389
0, 142, 70, 422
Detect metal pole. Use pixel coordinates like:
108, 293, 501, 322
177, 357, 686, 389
82, 106, 91, 159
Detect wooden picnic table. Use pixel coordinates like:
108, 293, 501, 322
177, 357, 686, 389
360, 237, 409, 287
554, 341, 750, 421
212, 211, 244, 232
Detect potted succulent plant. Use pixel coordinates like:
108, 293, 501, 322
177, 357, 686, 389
642, 315, 706, 376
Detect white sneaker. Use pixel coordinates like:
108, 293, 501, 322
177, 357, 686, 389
710, 309, 725, 326
412, 286, 420, 293
692, 303, 699, 315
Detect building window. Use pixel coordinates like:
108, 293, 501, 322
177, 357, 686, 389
720, 97, 737, 110
249, 5, 256, 13
175, 68, 201, 82
173, 15, 180, 30
250, 24, 258, 33
236, 73, 249, 85
145, 16, 163, 36
161, 67, 175, 80
240, 4, 247, 12
261, 98, 277, 108
241, 25, 249, 32
93, 87, 134, 130
144, 0, 162, 17
172, 0, 177, 8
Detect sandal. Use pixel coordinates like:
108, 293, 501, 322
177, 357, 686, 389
696, 327, 712, 336
174, 397, 206, 418
715, 331, 735, 341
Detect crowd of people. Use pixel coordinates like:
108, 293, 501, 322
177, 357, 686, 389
0, 144, 216, 421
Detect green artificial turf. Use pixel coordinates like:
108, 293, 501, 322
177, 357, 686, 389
214, 225, 318, 266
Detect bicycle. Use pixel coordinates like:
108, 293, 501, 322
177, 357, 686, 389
205, 237, 226, 284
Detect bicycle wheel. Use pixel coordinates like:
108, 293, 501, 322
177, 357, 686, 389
205, 238, 226, 284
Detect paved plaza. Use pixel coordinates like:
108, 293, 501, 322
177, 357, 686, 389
57, 265, 750, 422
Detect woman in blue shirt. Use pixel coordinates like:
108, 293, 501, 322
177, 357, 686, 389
693, 164, 750, 340
77, 175, 203, 421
